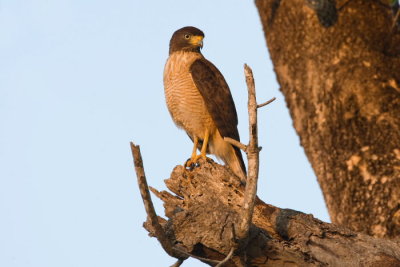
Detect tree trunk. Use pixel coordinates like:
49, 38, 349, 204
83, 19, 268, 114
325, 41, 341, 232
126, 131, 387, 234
145, 160, 400, 266
255, 0, 400, 238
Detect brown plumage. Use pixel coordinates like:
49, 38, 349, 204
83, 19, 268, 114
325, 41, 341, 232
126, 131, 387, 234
163, 26, 246, 180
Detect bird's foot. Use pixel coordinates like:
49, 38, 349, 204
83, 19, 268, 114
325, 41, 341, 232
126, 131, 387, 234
194, 154, 207, 162
184, 158, 198, 169
184, 154, 212, 170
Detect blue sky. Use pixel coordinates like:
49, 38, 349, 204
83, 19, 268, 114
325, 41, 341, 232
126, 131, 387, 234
0, 1, 329, 266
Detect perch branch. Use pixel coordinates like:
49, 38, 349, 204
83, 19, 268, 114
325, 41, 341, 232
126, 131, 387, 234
130, 142, 186, 261
133, 65, 275, 265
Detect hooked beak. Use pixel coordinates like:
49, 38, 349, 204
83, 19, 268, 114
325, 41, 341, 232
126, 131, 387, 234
190, 35, 204, 49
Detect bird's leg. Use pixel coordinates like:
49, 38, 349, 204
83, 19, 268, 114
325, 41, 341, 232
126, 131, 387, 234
185, 130, 211, 168
191, 136, 199, 160
197, 129, 209, 160
185, 137, 199, 167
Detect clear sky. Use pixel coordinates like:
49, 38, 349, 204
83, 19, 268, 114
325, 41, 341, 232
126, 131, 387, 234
0, 1, 330, 266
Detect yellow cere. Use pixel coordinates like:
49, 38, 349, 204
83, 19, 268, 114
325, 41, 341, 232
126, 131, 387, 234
190, 35, 204, 46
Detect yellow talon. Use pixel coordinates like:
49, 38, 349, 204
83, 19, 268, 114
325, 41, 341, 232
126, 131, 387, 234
185, 137, 198, 167
185, 130, 211, 168
194, 154, 207, 161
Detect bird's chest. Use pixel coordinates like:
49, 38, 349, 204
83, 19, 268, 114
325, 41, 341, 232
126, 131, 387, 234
163, 53, 213, 136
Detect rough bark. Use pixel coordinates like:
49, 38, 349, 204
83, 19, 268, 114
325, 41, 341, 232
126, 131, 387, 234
145, 160, 400, 266
255, 0, 400, 238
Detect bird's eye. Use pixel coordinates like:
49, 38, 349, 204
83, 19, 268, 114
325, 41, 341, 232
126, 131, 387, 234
184, 34, 191, 39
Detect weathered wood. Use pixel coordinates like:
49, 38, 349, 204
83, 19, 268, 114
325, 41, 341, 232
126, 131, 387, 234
236, 64, 261, 245
255, 0, 400, 238
144, 160, 400, 266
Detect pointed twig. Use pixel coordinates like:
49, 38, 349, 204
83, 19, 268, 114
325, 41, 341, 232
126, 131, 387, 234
130, 142, 186, 260
224, 137, 248, 152
257, 97, 276, 108
215, 247, 235, 267
170, 259, 185, 267
172, 247, 221, 264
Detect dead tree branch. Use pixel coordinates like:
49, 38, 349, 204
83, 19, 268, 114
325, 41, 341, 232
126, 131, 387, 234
138, 160, 400, 266
235, 64, 263, 246
130, 142, 187, 261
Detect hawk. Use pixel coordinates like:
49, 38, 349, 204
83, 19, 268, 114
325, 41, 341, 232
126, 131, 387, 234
163, 26, 246, 180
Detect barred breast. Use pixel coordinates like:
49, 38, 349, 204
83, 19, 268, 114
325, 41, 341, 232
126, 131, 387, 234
163, 51, 216, 140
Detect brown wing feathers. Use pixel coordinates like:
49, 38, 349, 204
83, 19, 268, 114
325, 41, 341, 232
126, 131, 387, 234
190, 58, 246, 175
190, 59, 238, 139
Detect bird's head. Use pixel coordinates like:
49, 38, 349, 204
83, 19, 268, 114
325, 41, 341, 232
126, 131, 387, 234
169, 26, 204, 55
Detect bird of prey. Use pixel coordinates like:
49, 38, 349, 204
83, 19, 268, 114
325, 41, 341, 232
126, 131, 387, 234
163, 26, 246, 180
